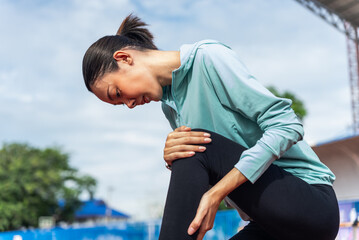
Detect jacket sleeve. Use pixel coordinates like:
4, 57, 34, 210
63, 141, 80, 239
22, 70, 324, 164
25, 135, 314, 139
202, 44, 304, 183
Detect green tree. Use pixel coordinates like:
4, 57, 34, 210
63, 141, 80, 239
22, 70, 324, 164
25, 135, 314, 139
0, 143, 97, 231
267, 86, 307, 122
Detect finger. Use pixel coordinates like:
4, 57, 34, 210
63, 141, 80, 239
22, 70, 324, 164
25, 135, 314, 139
166, 132, 209, 143
167, 136, 212, 147
196, 228, 207, 240
188, 209, 206, 235
196, 215, 214, 240
164, 144, 208, 164
164, 144, 207, 161
170, 131, 211, 139
164, 137, 209, 151
164, 145, 206, 155
164, 151, 196, 163
174, 126, 191, 132
164, 139, 210, 160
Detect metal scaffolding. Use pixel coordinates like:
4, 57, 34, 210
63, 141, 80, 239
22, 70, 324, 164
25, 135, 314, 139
345, 22, 359, 133
295, 0, 359, 134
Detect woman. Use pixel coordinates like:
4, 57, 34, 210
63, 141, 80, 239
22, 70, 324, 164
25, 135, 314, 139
82, 14, 339, 240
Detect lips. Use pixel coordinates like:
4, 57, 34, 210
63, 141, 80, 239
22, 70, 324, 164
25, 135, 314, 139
144, 95, 150, 104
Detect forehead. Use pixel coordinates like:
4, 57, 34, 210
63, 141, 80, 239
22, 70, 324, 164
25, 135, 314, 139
91, 79, 111, 103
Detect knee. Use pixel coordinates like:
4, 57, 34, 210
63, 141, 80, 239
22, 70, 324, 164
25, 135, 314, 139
191, 128, 227, 148
171, 151, 208, 172
191, 128, 247, 155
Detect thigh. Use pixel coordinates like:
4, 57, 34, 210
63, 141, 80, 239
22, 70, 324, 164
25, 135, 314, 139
230, 221, 278, 240
227, 165, 339, 240
191, 129, 339, 240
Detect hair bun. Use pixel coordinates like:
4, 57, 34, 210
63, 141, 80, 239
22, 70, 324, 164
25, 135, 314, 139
116, 14, 156, 49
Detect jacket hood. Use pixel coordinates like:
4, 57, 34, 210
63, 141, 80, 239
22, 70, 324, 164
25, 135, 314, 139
173, 39, 225, 82
162, 39, 228, 102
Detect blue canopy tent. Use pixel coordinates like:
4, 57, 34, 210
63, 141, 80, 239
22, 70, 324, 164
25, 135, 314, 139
75, 199, 130, 221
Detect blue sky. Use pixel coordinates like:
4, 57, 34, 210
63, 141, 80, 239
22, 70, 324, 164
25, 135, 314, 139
0, 0, 350, 219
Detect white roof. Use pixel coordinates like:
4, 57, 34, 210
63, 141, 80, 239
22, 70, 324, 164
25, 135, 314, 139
312, 135, 359, 200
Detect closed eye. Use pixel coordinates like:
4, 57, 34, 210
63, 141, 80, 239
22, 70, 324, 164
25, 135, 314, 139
116, 89, 121, 98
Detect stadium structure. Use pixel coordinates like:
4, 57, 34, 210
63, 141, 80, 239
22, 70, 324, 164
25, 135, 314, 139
295, 0, 359, 198
295, 2, 359, 237
295, 0, 359, 134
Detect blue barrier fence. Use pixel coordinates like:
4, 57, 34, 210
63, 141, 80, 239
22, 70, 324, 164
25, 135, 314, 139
1, 202, 358, 240
0, 210, 243, 240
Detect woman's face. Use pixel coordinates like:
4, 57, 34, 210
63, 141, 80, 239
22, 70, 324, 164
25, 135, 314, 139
91, 51, 163, 108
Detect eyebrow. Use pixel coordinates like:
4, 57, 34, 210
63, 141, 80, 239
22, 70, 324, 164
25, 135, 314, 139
107, 86, 113, 101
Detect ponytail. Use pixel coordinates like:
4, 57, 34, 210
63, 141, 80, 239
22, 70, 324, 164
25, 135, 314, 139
116, 14, 157, 50
82, 14, 157, 92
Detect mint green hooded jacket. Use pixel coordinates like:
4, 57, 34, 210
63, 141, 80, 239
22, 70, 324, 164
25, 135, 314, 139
161, 40, 335, 186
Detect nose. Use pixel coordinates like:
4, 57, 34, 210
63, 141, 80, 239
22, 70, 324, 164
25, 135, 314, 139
125, 99, 136, 109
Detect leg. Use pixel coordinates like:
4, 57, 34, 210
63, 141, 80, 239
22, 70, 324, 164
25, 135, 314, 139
159, 129, 248, 239
159, 152, 211, 239
227, 167, 339, 240
159, 129, 339, 240
200, 130, 339, 240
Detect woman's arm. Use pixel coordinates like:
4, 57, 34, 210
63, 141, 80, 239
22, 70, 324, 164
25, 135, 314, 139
188, 42, 303, 239
188, 168, 247, 239
203, 43, 304, 183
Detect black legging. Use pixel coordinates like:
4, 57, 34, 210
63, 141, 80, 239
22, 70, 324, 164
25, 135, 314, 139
159, 129, 339, 240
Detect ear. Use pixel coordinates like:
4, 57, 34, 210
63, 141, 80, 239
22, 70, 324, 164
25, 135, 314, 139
113, 51, 133, 65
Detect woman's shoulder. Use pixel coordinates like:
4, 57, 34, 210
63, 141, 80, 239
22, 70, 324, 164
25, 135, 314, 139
195, 39, 231, 52
181, 39, 231, 55
177, 40, 236, 73
193, 40, 237, 66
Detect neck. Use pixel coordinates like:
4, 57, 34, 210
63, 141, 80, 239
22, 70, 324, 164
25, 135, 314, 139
147, 50, 181, 87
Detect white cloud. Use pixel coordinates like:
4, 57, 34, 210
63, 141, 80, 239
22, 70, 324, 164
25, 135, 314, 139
0, 0, 354, 220
102, 131, 163, 147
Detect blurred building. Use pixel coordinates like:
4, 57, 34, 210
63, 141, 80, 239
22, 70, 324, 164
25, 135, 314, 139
313, 134, 359, 201
312, 134, 359, 226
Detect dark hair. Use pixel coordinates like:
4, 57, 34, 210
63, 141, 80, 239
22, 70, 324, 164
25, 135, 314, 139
82, 14, 157, 92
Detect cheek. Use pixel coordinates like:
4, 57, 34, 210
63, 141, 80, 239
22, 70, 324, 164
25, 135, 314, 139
124, 71, 157, 96
122, 82, 146, 97
135, 77, 154, 93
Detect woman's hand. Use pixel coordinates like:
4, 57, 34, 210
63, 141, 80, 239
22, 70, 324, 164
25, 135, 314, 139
187, 191, 221, 240
188, 168, 248, 239
164, 126, 211, 167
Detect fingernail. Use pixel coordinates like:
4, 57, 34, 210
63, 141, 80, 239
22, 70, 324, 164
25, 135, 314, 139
188, 151, 195, 155
204, 138, 212, 142
188, 227, 196, 235
199, 146, 206, 150
204, 133, 210, 137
